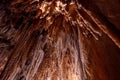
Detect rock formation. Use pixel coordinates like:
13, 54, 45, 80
0, 0, 120, 80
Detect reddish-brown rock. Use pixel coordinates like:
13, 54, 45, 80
0, 0, 120, 80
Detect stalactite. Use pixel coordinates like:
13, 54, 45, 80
0, 0, 120, 80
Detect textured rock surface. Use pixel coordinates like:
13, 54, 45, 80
0, 0, 120, 80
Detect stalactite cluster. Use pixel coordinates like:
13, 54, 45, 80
0, 0, 120, 80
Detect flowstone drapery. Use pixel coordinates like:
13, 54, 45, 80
0, 0, 120, 80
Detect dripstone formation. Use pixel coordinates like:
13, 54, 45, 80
0, 0, 120, 80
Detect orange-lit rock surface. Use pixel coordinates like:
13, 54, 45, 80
0, 0, 120, 80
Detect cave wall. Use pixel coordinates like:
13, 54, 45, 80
0, 0, 120, 80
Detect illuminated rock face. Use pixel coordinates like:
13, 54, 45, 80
0, 0, 120, 80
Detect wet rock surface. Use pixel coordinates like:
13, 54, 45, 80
0, 0, 120, 80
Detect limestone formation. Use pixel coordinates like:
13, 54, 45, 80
0, 0, 120, 80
